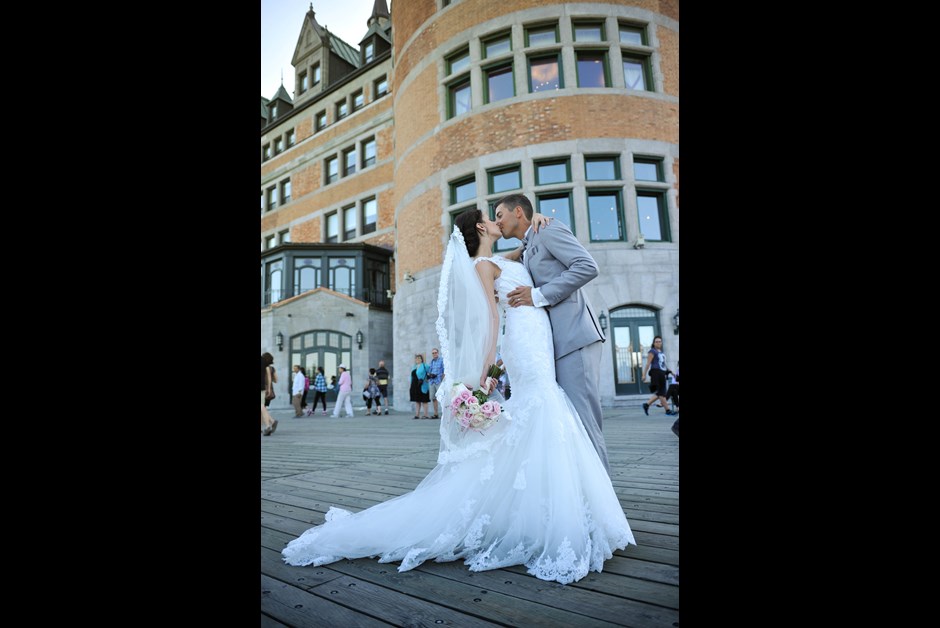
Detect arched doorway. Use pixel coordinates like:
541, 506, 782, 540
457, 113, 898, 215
609, 306, 662, 395
289, 330, 352, 401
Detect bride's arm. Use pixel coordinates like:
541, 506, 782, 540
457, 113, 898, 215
501, 212, 552, 261
474, 260, 500, 391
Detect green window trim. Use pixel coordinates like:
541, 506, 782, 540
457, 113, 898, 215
486, 164, 522, 195
622, 53, 654, 92
585, 155, 621, 180
586, 189, 625, 242
446, 48, 471, 76
534, 158, 571, 185
447, 79, 472, 119
483, 62, 515, 104
633, 157, 664, 182
525, 23, 560, 47
482, 31, 512, 59
636, 189, 671, 242
527, 52, 564, 92
535, 190, 575, 235
572, 21, 606, 42
575, 50, 611, 88
450, 176, 476, 205
618, 23, 648, 46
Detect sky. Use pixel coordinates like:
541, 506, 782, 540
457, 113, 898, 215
261, 0, 391, 100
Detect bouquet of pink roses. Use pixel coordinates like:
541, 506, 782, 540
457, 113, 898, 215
449, 367, 504, 434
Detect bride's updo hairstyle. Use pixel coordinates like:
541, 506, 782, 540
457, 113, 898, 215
454, 209, 484, 257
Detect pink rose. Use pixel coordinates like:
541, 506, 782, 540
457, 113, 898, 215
480, 401, 498, 418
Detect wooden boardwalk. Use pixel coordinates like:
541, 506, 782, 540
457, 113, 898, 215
260, 406, 679, 627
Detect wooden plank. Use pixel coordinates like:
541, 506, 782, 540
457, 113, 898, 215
259, 612, 292, 627
260, 573, 391, 628
414, 555, 680, 625
613, 543, 679, 566
306, 553, 632, 628
596, 555, 680, 586
309, 574, 504, 628
261, 545, 345, 590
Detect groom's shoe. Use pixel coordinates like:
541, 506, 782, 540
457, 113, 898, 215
642, 402, 650, 416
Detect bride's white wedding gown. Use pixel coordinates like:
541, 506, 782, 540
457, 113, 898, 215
282, 255, 635, 584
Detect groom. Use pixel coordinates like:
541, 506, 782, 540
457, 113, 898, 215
495, 194, 610, 474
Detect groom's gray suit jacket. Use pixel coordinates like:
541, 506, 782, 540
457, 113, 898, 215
523, 221, 606, 357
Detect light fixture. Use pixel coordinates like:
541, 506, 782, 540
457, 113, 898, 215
356, 330, 364, 349
598, 311, 608, 333
386, 289, 395, 299
673, 308, 680, 335
403, 271, 414, 283
276, 331, 284, 351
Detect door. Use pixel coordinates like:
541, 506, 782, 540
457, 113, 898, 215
290, 330, 351, 401
610, 307, 660, 396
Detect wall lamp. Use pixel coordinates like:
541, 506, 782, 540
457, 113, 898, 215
673, 308, 680, 335
403, 271, 415, 283
276, 331, 284, 351
598, 311, 608, 333
356, 330, 364, 349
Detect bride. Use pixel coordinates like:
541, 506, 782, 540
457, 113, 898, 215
282, 210, 635, 584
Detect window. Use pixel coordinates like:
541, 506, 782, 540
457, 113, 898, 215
286, 129, 295, 147
362, 137, 376, 168
450, 176, 476, 204
262, 143, 271, 161
343, 147, 357, 176
587, 190, 624, 241
535, 158, 570, 185
447, 48, 470, 75
488, 165, 521, 194
537, 192, 574, 231
483, 32, 511, 58
362, 197, 377, 234
526, 24, 558, 47
279, 229, 290, 244
264, 259, 282, 305
312, 63, 321, 85
374, 75, 388, 98
336, 100, 348, 120
343, 204, 356, 240
267, 186, 277, 211
636, 191, 668, 241
352, 89, 364, 111
573, 21, 605, 42
326, 212, 339, 242
622, 56, 651, 91
619, 24, 646, 46
633, 158, 662, 182
528, 54, 562, 92
585, 156, 620, 180
274, 137, 283, 155
329, 257, 357, 296
270, 103, 278, 119
299, 71, 308, 93
294, 257, 321, 294
577, 51, 608, 87
326, 156, 338, 184
280, 179, 291, 204
260, 191, 264, 216
316, 111, 327, 131
448, 79, 471, 118
484, 63, 514, 103
265, 235, 276, 249
364, 42, 375, 63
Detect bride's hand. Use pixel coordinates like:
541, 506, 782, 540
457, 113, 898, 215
531, 212, 553, 233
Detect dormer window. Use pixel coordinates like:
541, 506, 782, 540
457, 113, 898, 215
364, 41, 375, 63
270, 103, 278, 119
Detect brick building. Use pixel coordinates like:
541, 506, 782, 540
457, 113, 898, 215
261, 0, 679, 409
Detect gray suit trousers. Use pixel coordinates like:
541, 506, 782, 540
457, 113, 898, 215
555, 340, 609, 474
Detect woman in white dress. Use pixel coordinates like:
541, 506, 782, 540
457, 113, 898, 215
282, 209, 634, 584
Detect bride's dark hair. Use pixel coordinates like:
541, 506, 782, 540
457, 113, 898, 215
454, 209, 483, 257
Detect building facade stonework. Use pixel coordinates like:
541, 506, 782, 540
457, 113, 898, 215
262, 0, 679, 409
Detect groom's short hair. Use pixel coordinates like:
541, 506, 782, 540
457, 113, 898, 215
495, 194, 533, 219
